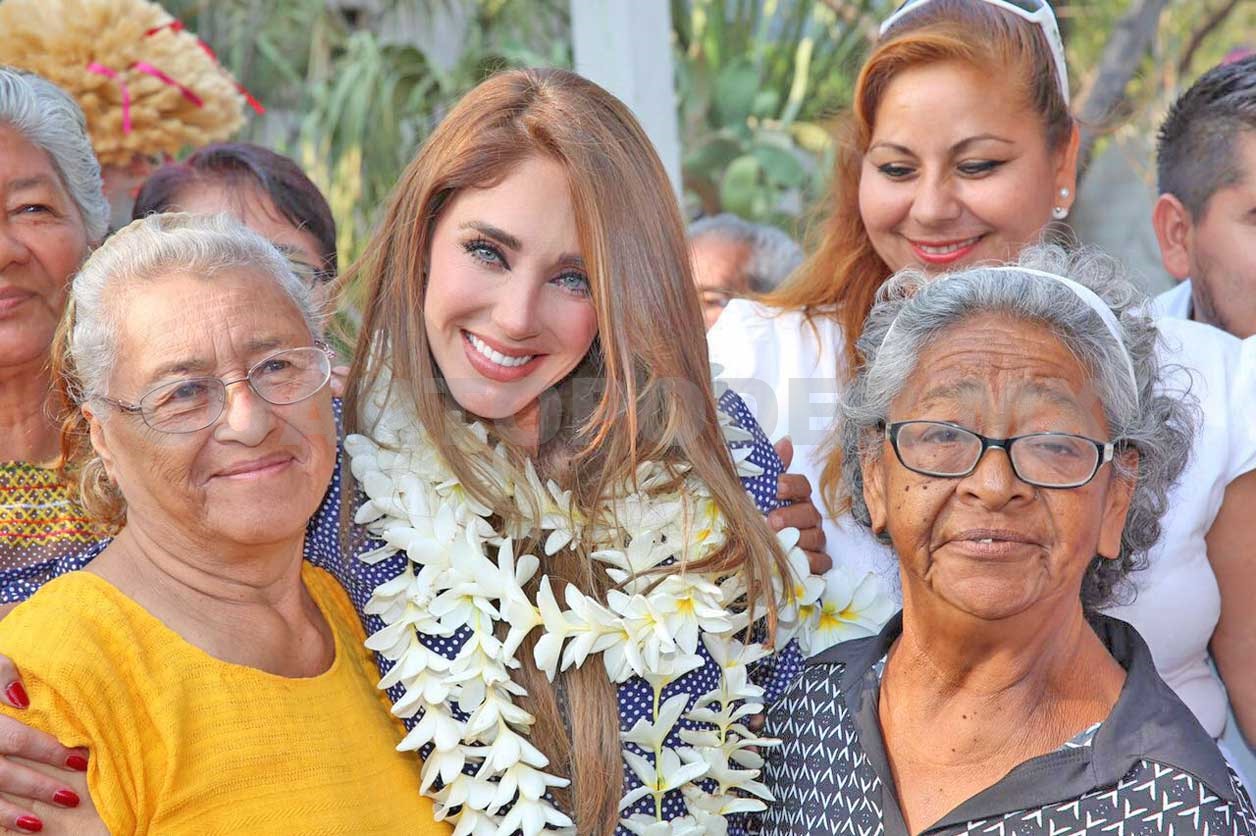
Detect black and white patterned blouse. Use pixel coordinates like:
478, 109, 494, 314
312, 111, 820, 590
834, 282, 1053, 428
758, 612, 1256, 836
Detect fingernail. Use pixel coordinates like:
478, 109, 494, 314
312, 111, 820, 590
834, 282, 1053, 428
53, 789, 80, 808
15, 816, 42, 833
4, 681, 29, 709
66, 754, 88, 771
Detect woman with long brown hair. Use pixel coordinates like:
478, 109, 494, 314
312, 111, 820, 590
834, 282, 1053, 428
0, 68, 840, 835
334, 65, 821, 835
708, 0, 1256, 777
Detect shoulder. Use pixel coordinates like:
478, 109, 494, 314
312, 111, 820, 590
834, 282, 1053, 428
0, 573, 146, 730
708, 301, 844, 377
0, 571, 131, 663
1150, 280, 1193, 320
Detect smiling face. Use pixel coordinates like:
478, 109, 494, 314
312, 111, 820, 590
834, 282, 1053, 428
859, 60, 1078, 274
423, 155, 599, 430
87, 268, 336, 548
862, 314, 1134, 621
0, 124, 91, 370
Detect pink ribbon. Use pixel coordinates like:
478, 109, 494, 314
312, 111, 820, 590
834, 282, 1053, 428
144, 20, 266, 115
87, 62, 132, 133
133, 61, 204, 108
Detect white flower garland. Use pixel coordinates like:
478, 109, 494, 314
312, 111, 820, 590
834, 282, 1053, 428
346, 380, 891, 836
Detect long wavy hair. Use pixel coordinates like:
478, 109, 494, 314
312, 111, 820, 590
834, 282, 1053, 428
343, 68, 791, 835
761, 0, 1074, 516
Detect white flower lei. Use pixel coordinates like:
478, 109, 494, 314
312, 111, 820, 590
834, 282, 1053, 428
345, 378, 890, 836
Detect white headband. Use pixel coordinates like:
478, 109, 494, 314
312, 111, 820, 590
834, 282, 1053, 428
880, 266, 1140, 407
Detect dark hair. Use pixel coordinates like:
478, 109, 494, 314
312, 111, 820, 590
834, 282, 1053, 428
132, 142, 338, 282
1157, 55, 1256, 218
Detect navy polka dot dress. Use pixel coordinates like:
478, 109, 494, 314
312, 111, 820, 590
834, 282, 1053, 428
1, 393, 806, 833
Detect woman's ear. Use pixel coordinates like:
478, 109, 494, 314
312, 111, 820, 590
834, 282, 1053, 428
1053, 123, 1081, 212
1097, 447, 1139, 559
82, 403, 118, 483
862, 450, 889, 539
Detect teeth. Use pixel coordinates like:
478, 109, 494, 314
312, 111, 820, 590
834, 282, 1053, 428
918, 237, 980, 255
466, 333, 533, 368
979, 538, 994, 544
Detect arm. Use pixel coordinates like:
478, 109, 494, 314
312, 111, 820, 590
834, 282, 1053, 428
1207, 468, 1256, 746
0, 654, 92, 834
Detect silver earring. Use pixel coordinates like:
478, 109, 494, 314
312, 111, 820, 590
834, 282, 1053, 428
1052, 205, 1069, 220
1059, 187, 1070, 199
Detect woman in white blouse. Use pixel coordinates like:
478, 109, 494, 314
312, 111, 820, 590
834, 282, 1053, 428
709, 0, 1256, 756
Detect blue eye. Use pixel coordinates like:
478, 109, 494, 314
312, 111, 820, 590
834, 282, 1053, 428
463, 238, 506, 268
553, 271, 591, 296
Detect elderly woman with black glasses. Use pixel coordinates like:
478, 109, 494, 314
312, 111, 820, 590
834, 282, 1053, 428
0, 213, 449, 834
758, 246, 1256, 835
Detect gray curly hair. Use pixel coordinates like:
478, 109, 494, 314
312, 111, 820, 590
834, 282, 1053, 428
0, 66, 108, 242
836, 244, 1195, 609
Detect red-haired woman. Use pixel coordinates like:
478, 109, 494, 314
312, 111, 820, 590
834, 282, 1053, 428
708, 0, 1256, 769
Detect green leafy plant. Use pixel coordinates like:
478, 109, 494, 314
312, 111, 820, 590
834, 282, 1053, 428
673, 0, 893, 233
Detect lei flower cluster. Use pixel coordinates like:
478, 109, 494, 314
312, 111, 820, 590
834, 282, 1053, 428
346, 384, 892, 835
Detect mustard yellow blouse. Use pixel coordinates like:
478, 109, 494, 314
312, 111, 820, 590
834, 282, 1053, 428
0, 563, 450, 834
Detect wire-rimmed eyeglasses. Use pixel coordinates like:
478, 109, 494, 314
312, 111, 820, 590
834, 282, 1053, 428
100, 344, 335, 434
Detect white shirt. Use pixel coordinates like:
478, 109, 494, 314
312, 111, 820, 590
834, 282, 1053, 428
708, 299, 1256, 738
707, 300, 895, 588
1152, 279, 1193, 320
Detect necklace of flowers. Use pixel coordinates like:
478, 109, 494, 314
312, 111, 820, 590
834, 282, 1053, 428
345, 378, 891, 836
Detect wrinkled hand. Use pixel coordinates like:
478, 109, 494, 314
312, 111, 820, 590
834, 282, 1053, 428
767, 438, 831, 576
0, 655, 91, 834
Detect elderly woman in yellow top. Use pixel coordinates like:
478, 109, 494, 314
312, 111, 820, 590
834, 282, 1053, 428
0, 213, 448, 834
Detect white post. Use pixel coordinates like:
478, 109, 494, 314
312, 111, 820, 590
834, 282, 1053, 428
570, 0, 683, 196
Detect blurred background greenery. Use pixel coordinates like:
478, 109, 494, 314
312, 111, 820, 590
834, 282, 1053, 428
163, 0, 1253, 266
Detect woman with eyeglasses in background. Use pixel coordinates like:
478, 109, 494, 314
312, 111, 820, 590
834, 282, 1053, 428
132, 143, 340, 309
708, 0, 1256, 758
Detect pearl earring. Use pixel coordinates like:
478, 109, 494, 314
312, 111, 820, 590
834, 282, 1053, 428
1053, 186, 1071, 220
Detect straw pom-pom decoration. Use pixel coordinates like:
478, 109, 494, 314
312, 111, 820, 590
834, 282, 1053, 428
0, 0, 249, 166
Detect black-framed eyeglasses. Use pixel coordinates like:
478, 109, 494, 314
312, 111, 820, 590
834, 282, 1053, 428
101, 344, 335, 434
885, 420, 1118, 489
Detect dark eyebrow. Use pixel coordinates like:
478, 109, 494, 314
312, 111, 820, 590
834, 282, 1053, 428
459, 220, 585, 271
460, 221, 522, 252
868, 134, 1014, 157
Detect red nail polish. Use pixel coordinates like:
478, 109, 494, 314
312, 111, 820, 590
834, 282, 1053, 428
52, 789, 79, 807
65, 754, 88, 771
15, 816, 42, 833
4, 682, 28, 709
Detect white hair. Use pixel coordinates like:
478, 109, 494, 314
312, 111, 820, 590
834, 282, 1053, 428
837, 244, 1195, 609
68, 212, 322, 406
688, 213, 803, 293
0, 66, 108, 242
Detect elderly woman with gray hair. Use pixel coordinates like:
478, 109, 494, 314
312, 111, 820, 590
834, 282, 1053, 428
0, 67, 108, 574
0, 213, 449, 834
758, 246, 1255, 836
